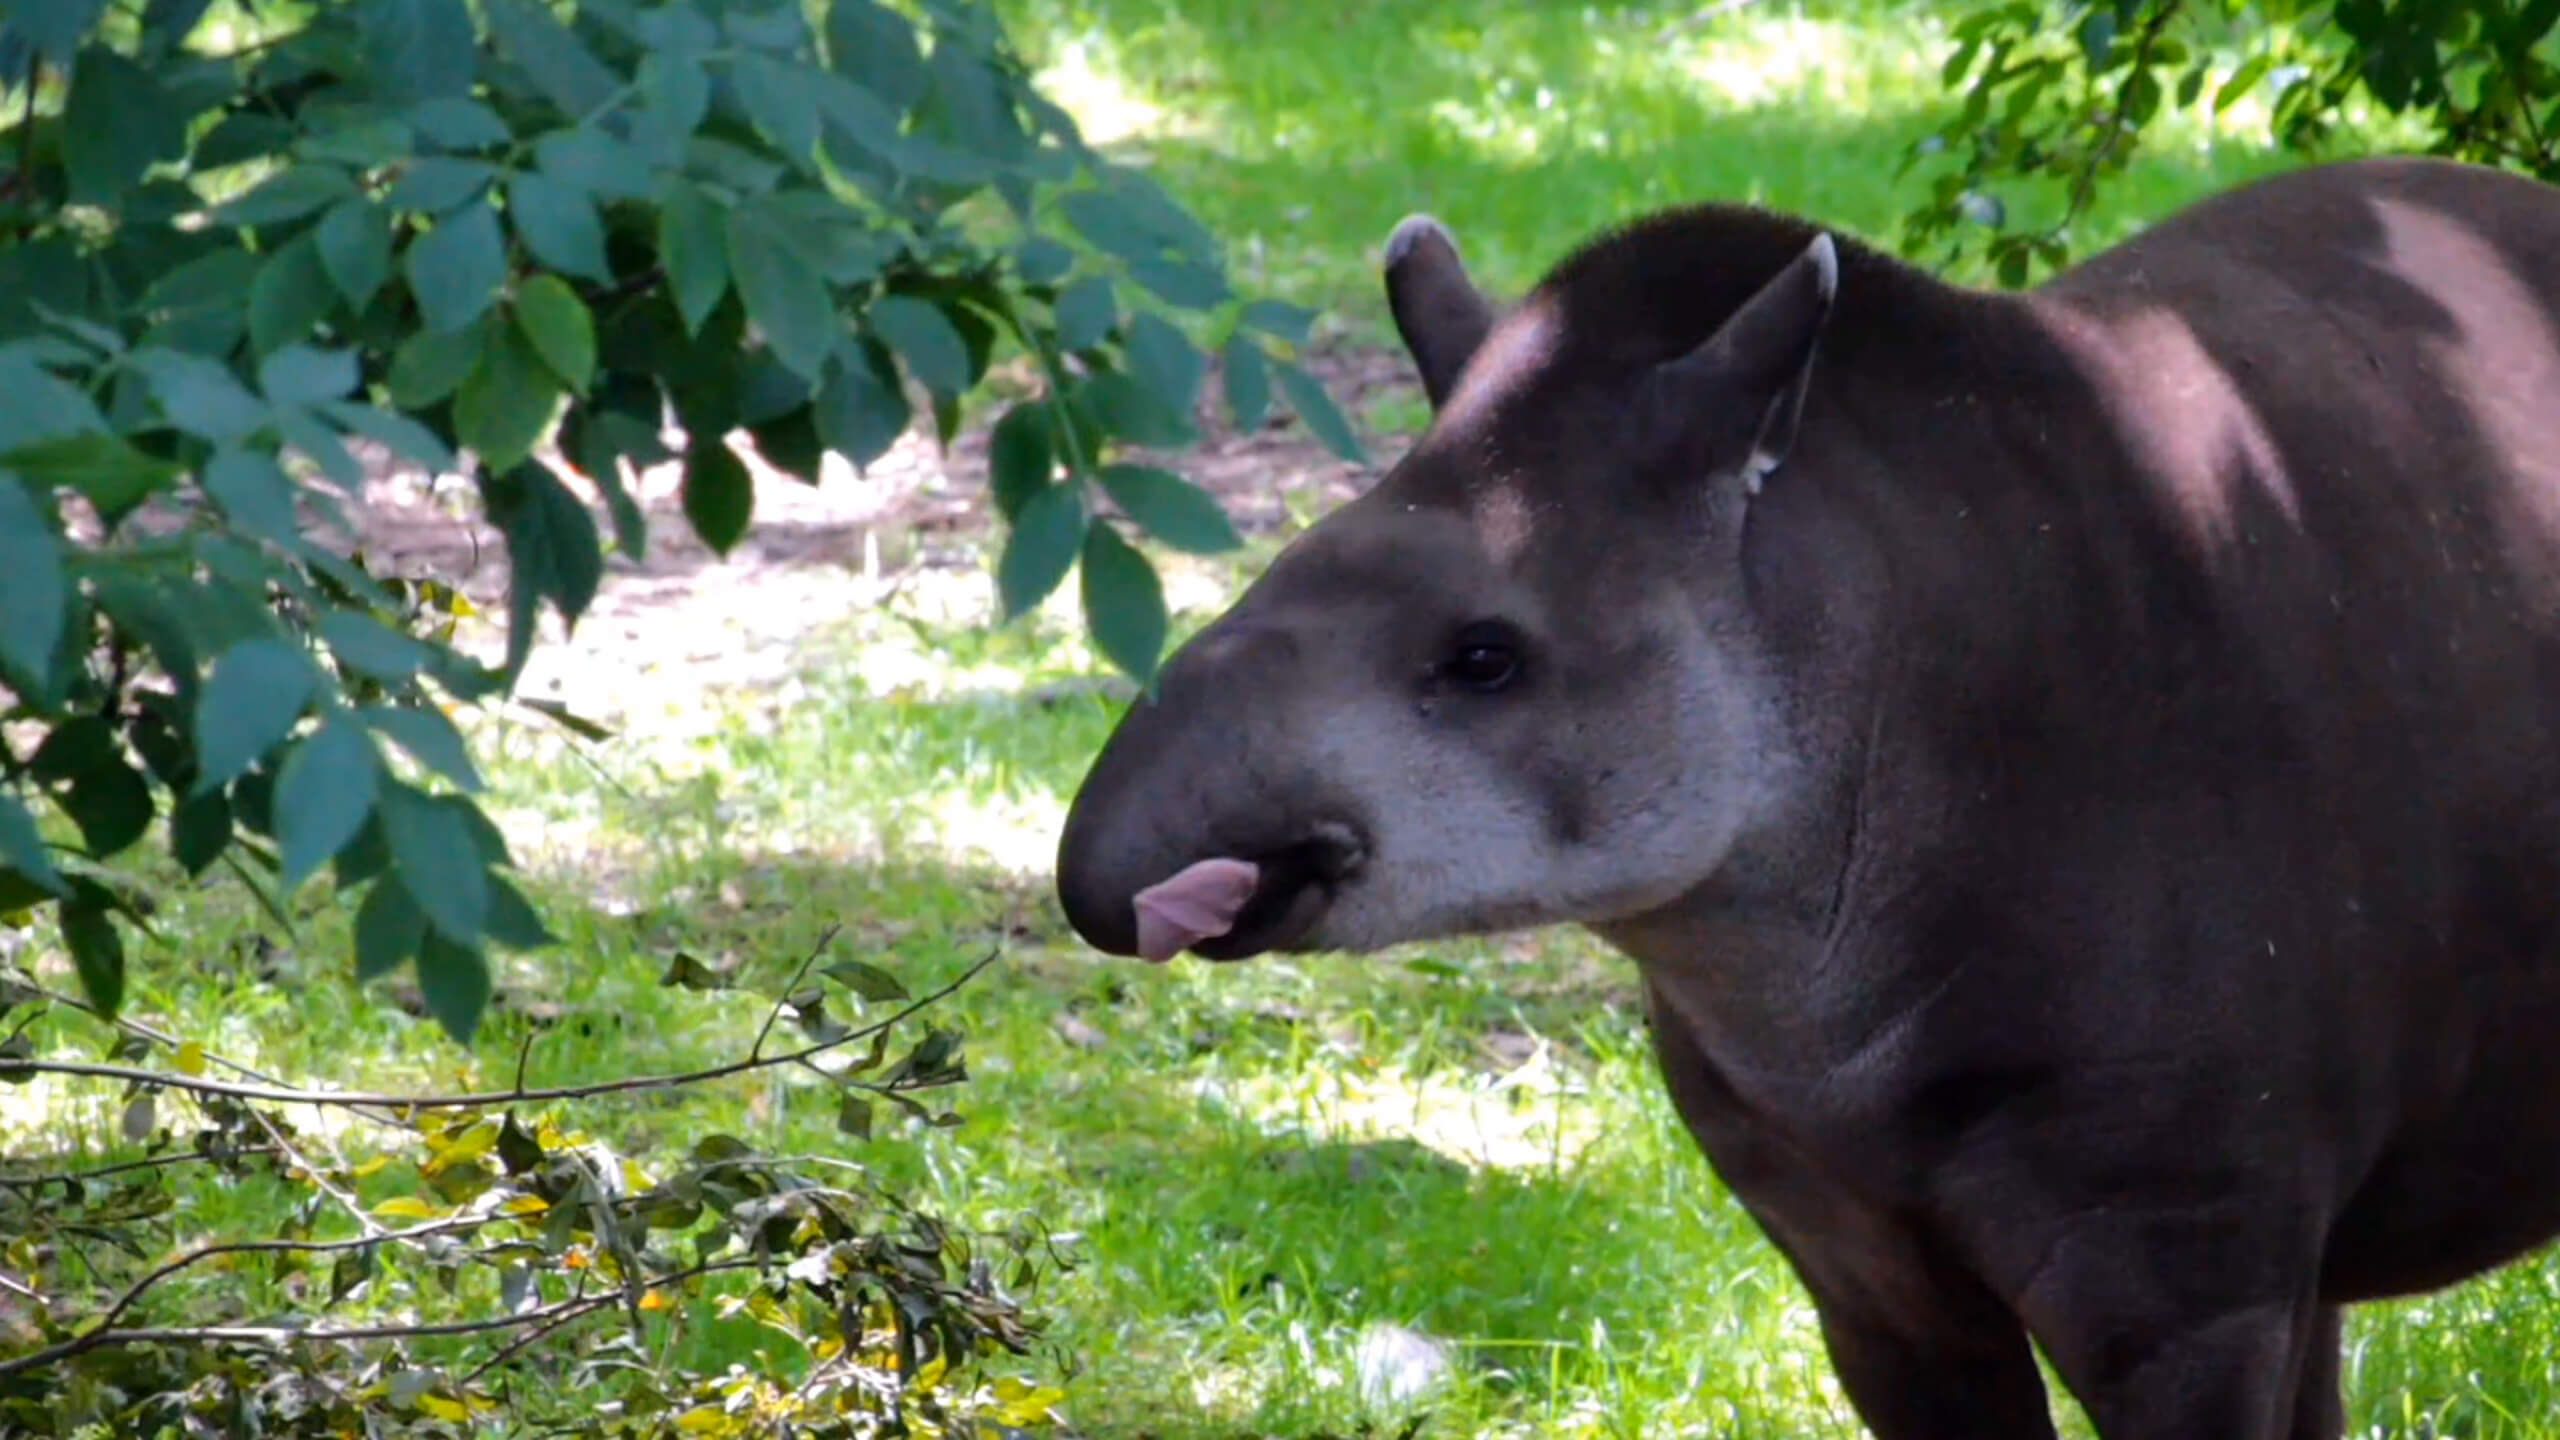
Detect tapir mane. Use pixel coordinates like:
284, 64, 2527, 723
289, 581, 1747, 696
1523, 203, 1982, 384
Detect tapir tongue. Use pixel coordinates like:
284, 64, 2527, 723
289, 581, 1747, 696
1132, 857, 1262, 962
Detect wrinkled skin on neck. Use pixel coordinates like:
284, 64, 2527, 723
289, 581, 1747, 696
1054, 218, 1872, 968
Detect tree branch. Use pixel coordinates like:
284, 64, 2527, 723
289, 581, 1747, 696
0, 947, 996, 1112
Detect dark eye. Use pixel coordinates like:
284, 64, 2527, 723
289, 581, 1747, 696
1441, 621, 1525, 693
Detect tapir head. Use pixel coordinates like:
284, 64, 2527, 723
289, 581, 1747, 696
1054, 209, 1851, 963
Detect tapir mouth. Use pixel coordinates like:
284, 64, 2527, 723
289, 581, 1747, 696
1181, 823, 1367, 963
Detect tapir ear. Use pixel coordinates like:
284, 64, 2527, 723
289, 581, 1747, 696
1383, 214, 1496, 411
1647, 231, 1840, 495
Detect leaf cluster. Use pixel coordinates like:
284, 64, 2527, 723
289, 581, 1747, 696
0, 0, 1358, 1041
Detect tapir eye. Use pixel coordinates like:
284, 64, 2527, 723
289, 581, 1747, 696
1441, 621, 1525, 693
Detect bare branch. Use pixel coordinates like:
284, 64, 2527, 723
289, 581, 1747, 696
0, 1144, 283, 1191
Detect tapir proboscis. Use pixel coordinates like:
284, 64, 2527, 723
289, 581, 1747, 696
1052, 155, 2560, 1438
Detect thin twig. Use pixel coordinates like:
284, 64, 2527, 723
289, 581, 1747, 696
0, 1214, 500, 1380
247, 1109, 384, 1239
0, 1144, 283, 1191
749, 925, 836, 1063
2052, 0, 2185, 244
0, 1258, 757, 1379
1, 948, 997, 1113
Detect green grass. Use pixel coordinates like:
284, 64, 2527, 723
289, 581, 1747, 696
12, 0, 2560, 1434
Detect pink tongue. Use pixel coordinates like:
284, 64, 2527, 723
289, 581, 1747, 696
1132, 858, 1262, 962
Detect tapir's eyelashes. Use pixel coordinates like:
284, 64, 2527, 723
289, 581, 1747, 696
1441, 620, 1526, 692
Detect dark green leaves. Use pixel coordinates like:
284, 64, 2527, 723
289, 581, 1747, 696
1222, 334, 1271, 431
1081, 523, 1167, 680
1053, 276, 1115, 351
378, 783, 487, 946
356, 874, 427, 980
0, 792, 66, 898
1098, 465, 1240, 554
276, 715, 383, 890
62, 47, 187, 208
987, 402, 1054, 520
0, 480, 69, 682
997, 480, 1084, 620
867, 295, 971, 396
484, 0, 618, 116
728, 206, 839, 381
60, 898, 125, 1018
659, 182, 730, 334
406, 205, 508, 334
814, 340, 909, 468
318, 200, 395, 309
683, 440, 755, 556
193, 639, 319, 791
361, 0, 478, 105
416, 932, 491, 1044
1277, 360, 1365, 463
514, 275, 596, 391
507, 172, 611, 283
454, 322, 562, 475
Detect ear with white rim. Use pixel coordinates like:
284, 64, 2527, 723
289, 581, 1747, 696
1648, 231, 1840, 496
1382, 213, 1497, 411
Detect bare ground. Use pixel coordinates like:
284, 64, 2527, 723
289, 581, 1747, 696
344, 343, 1425, 727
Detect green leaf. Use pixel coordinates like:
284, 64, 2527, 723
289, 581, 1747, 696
170, 790, 230, 876
631, 53, 712, 160
361, 705, 484, 792
2, 0, 106, 63
867, 295, 972, 396
6, 434, 183, 520
379, 783, 489, 945
216, 164, 358, 227
320, 612, 431, 680
0, 792, 65, 897
454, 323, 564, 475
59, 759, 151, 859
362, 0, 478, 105
1081, 522, 1168, 679
2215, 53, 2274, 112
683, 440, 755, 556
534, 127, 656, 199
62, 46, 185, 209
388, 319, 487, 409
385, 156, 496, 213
998, 481, 1084, 620
1128, 256, 1231, 310
405, 205, 508, 334
60, 901, 125, 1018
275, 715, 382, 890
193, 640, 319, 791
507, 171, 611, 283
1016, 237, 1074, 285
1240, 298, 1315, 345
821, 958, 909, 1003
1080, 372, 1193, 448
1053, 276, 1115, 351
202, 447, 302, 546
484, 0, 619, 116
659, 181, 730, 334
134, 350, 261, 444
514, 275, 596, 391
731, 52, 822, 162
987, 402, 1053, 520
727, 207, 838, 381
497, 463, 605, 640
355, 873, 428, 980
1222, 334, 1270, 431
1125, 312, 1205, 415
259, 344, 360, 407
408, 96, 512, 151
825, 0, 927, 109
485, 873, 557, 949
0, 352, 102, 455
813, 340, 910, 468
1276, 361, 1364, 463
30, 718, 115, 783
416, 932, 492, 1044
836, 1095, 875, 1140
324, 399, 458, 475
247, 235, 331, 359
1098, 464, 1241, 554
317, 199, 395, 309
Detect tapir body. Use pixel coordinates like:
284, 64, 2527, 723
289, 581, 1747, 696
1053, 155, 2560, 1437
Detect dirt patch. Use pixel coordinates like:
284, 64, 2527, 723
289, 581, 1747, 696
343, 343, 1425, 729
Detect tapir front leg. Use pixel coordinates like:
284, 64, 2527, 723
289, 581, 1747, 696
1641, 985, 2060, 1439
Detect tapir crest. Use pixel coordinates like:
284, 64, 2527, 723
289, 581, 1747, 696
1055, 156, 2560, 1439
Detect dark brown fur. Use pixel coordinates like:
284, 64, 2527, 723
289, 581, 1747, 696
1056, 156, 2560, 1437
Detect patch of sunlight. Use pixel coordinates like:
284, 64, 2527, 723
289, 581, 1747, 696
1025, 36, 1193, 145
1194, 1040, 1601, 1174
910, 787, 1070, 875
1673, 15, 1947, 112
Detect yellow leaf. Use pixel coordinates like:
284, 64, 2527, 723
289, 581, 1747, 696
415, 1393, 467, 1422
674, 1409, 733, 1434
638, 1287, 673, 1312
345, 1155, 391, 1180
994, 1383, 1066, 1425
372, 1196, 442, 1220
173, 1042, 207, 1077
500, 1194, 550, 1216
